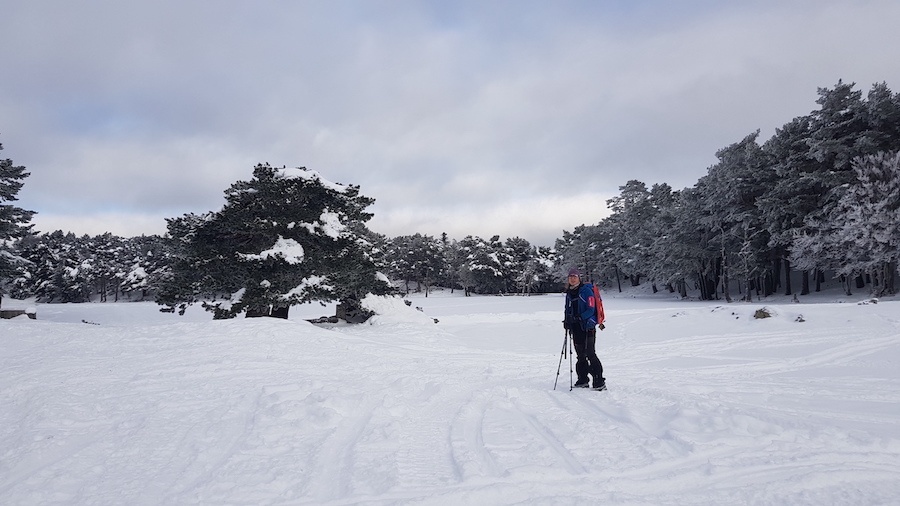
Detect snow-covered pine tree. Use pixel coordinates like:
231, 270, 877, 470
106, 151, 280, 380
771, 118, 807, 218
642, 183, 694, 296
807, 81, 869, 186
441, 236, 465, 293
858, 82, 900, 157
531, 246, 557, 293
387, 233, 443, 295
759, 115, 820, 295
119, 235, 169, 301
88, 232, 123, 302
695, 131, 775, 301
504, 237, 537, 294
553, 226, 593, 284
606, 180, 657, 287
157, 164, 392, 319
452, 235, 505, 294
659, 186, 719, 299
470, 235, 507, 294
833, 151, 900, 296
0, 141, 36, 307
12, 231, 93, 303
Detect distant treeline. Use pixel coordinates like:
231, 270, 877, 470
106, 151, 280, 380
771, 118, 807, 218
553, 80, 899, 300
1, 80, 897, 311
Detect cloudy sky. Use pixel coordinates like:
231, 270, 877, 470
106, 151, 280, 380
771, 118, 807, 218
3, 0, 900, 246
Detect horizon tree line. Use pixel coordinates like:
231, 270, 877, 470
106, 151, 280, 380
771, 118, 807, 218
2, 80, 898, 315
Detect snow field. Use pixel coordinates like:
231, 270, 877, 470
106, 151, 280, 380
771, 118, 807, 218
1, 291, 899, 504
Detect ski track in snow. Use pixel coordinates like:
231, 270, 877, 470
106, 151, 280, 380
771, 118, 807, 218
1, 293, 899, 504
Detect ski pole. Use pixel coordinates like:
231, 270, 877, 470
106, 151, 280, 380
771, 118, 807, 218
553, 327, 567, 390
569, 330, 575, 391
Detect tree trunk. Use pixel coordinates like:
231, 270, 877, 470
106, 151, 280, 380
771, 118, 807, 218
717, 256, 731, 303
884, 261, 897, 295
245, 306, 269, 318
783, 258, 792, 296
270, 306, 290, 319
336, 299, 370, 323
872, 261, 895, 297
770, 257, 781, 295
698, 271, 708, 300
698, 269, 716, 301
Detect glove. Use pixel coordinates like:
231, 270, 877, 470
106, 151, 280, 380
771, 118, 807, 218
598, 323, 605, 331
562, 320, 569, 330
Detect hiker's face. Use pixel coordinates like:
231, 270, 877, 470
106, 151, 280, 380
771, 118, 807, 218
568, 274, 580, 287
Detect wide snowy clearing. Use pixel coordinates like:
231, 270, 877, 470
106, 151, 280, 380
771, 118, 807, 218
2, 286, 899, 505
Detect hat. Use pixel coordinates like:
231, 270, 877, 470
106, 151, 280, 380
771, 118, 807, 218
567, 268, 581, 277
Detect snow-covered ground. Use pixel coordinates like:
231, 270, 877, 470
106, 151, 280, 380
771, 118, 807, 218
2, 287, 899, 505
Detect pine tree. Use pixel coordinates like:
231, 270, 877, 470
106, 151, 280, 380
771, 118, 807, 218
830, 151, 900, 295
859, 82, 900, 155
605, 180, 656, 287
157, 164, 392, 319
387, 233, 443, 295
119, 235, 170, 301
0, 141, 36, 307
695, 131, 775, 301
12, 231, 93, 303
455, 235, 506, 294
504, 237, 537, 294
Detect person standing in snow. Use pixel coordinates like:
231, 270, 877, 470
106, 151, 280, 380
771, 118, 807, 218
563, 268, 606, 390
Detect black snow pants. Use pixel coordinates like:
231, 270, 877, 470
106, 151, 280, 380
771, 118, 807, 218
570, 325, 603, 385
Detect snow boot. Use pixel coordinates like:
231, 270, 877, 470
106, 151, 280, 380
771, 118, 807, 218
573, 378, 590, 388
593, 380, 607, 391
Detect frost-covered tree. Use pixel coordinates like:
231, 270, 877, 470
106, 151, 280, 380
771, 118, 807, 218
695, 131, 775, 301
89, 232, 124, 302
759, 115, 820, 294
657, 186, 719, 299
793, 151, 900, 296
387, 233, 443, 295
504, 237, 538, 294
642, 184, 698, 296
440, 234, 465, 293
157, 164, 393, 319
802, 81, 870, 253
554, 225, 596, 283
11, 232, 170, 303
807, 80, 869, 184
859, 82, 900, 155
13, 231, 93, 303
455, 235, 506, 294
117, 235, 170, 300
0, 140, 36, 306
604, 180, 657, 286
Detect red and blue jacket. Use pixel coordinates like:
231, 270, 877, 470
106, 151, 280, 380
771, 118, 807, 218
565, 282, 604, 331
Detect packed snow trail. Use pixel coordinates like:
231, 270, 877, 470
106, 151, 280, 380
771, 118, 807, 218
1, 292, 899, 504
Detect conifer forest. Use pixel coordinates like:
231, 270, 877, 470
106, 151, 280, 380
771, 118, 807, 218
2, 81, 899, 315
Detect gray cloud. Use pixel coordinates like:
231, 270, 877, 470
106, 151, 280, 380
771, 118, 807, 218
3, 0, 900, 246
